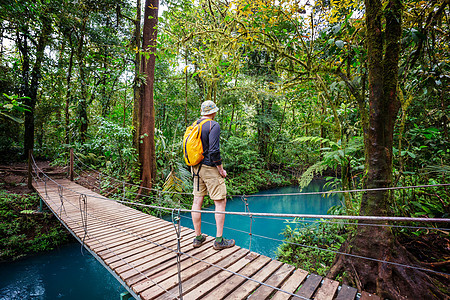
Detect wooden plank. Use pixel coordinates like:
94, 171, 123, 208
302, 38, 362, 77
201, 254, 271, 299
66, 216, 162, 238
109, 231, 196, 270
129, 238, 219, 290
335, 285, 358, 300
315, 278, 339, 300
138, 247, 247, 299
76, 220, 171, 243
271, 268, 308, 300
296, 274, 322, 299
248, 263, 295, 299
120, 240, 235, 289
109, 233, 196, 273
100, 227, 185, 261
183, 252, 260, 300
224, 260, 283, 300
104, 228, 192, 265
360, 291, 381, 300
95, 226, 180, 258
85, 224, 177, 252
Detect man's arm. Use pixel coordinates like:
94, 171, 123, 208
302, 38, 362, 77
216, 164, 227, 178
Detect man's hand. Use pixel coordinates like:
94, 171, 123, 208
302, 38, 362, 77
216, 165, 227, 178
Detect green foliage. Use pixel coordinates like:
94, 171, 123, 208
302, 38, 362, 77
295, 136, 364, 189
81, 117, 137, 175
0, 189, 70, 261
276, 219, 349, 277
227, 169, 290, 196
222, 136, 262, 172
0, 94, 30, 123
391, 176, 450, 220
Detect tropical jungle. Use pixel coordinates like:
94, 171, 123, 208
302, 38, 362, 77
0, 0, 449, 299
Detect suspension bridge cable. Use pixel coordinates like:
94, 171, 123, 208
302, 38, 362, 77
73, 152, 450, 197
177, 214, 450, 278
36, 164, 450, 225
248, 232, 450, 278
32, 178, 179, 299
250, 215, 450, 232
33, 173, 307, 300
32, 155, 450, 283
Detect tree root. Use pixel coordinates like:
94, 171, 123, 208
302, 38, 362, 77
327, 226, 450, 299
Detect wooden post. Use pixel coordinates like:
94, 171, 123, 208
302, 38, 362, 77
27, 149, 33, 189
69, 148, 74, 181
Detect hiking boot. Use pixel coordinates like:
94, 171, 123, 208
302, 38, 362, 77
213, 238, 235, 250
193, 235, 206, 248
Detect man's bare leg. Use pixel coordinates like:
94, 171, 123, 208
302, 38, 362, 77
214, 198, 226, 237
192, 196, 204, 236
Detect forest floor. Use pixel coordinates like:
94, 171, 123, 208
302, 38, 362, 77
0, 160, 66, 194
0, 160, 73, 262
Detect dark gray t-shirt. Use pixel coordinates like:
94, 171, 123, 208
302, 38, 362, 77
196, 118, 222, 166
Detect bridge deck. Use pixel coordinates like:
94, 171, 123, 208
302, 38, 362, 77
33, 179, 379, 300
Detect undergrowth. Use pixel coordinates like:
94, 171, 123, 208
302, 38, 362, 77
276, 214, 351, 277
0, 188, 71, 262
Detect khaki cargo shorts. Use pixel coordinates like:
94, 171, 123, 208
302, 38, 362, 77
192, 165, 227, 200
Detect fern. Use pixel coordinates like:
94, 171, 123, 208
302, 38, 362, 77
163, 162, 192, 193
298, 161, 328, 189
292, 136, 338, 147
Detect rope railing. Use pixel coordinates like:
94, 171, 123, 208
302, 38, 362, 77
30, 152, 450, 299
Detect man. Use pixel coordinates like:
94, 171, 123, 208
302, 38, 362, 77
191, 100, 235, 250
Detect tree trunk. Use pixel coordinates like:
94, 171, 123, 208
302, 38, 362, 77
76, 18, 88, 143
328, 1, 447, 298
138, 0, 158, 194
18, 15, 52, 158
132, 0, 142, 150
65, 40, 75, 145
185, 54, 188, 126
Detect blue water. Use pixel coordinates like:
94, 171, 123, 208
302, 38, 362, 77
0, 244, 124, 300
169, 180, 342, 258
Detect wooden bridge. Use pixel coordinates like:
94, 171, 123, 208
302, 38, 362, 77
32, 177, 381, 300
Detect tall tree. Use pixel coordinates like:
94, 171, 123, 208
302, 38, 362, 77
328, 0, 447, 298
138, 0, 158, 193
132, 0, 142, 150
14, 3, 53, 157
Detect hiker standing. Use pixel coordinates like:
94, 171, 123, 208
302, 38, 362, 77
188, 100, 235, 250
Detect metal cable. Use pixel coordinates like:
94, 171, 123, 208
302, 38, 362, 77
176, 214, 450, 277
32, 155, 450, 281
248, 232, 450, 277
34, 165, 450, 224
176, 249, 310, 300
73, 153, 450, 197
33, 178, 179, 299
78, 194, 88, 254
251, 215, 450, 232
172, 209, 184, 300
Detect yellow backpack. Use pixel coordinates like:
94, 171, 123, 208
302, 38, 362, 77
183, 119, 211, 166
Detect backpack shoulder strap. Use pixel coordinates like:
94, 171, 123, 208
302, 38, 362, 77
198, 118, 212, 126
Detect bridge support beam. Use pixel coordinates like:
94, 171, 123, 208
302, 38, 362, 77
28, 149, 33, 189
69, 148, 74, 181
120, 291, 133, 300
